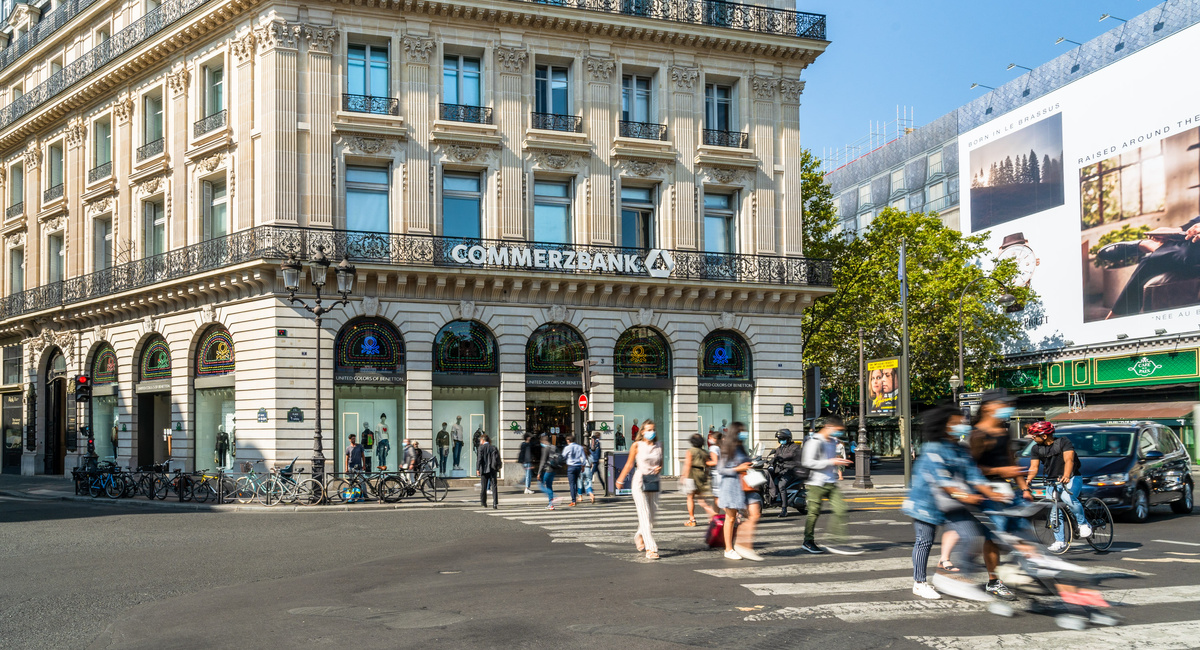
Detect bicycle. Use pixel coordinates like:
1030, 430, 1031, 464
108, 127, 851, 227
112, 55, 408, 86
265, 463, 322, 506
233, 460, 273, 504
85, 464, 125, 498
1030, 479, 1114, 553
189, 469, 237, 503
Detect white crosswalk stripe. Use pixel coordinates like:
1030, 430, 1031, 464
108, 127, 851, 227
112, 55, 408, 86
910, 619, 1200, 650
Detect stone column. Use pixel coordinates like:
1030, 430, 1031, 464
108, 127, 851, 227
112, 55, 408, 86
303, 24, 337, 228
583, 55, 615, 244
495, 45, 527, 240
779, 79, 805, 255
668, 65, 699, 250
166, 62, 190, 250
254, 21, 300, 224
231, 30, 257, 231
23, 141, 40, 291
112, 93, 133, 266
401, 34, 435, 233
750, 75, 778, 254
64, 116, 85, 278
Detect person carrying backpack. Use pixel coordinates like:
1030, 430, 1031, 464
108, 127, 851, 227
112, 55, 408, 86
538, 434, 562, 510
801, 417, 854, 554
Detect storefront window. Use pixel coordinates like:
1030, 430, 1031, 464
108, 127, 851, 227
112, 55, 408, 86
526, 323, 587, 376
699, 330, 751, 380
93, 344, 118, 384
614, 388, 673, 472
698, 390, 752, 440
2, 392, 21, 470
432, 386, 498, 478
335, 318, 406, 472
141, 336, 171, 381
614, 327, 670, 379
434, 320, 497, 374
92, 395, 118, 460
613, 326, 673, 467
194, 326, 235, 470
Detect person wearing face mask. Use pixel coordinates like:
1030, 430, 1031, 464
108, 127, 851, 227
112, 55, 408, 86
616, 420, 663, 560
716, 422, 763, 561
800, 416, 855, 555
966, 389, 1028, 602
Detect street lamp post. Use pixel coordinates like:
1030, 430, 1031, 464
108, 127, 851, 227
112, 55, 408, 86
281, 245, 356, 486
956, 275, 1015, 402
854, 328, 873, 489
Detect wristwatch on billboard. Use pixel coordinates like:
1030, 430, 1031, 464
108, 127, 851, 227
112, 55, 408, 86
998, 232, 1039, 286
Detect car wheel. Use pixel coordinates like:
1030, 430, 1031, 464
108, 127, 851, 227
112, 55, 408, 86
1170, 482, 1194, 515
1128, 487, 1150, 523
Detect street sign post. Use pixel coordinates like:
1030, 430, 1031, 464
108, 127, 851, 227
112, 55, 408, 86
578, 394, 589, 411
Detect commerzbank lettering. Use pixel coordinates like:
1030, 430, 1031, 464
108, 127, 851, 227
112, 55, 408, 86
450, 244, 675, 278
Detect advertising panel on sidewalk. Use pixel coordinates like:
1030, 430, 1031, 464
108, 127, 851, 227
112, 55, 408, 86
866, 357, 900, 416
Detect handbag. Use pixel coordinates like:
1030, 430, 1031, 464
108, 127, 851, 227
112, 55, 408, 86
641, 474, 661, 493
741, 468, 768, 491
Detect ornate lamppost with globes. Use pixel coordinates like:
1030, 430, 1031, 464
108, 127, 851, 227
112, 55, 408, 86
281, 245, 355, 485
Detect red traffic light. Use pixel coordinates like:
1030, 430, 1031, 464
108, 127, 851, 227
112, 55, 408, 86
76, 375, 90, 386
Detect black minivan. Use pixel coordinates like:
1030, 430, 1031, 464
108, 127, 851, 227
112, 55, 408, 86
1017, 422, 1194, 522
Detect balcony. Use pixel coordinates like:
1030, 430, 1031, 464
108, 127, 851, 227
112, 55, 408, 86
43, 184, 64, 203
137, 138, 165, 161
193, 109, 227, 137
519, 0, 826, 40
620, 120, 668, 141
0, 226, 834, 322
925, 191, 959, 213
440, 103, 493, 125
5, 203, 22, 220
342, 93, 400, 116
0, 0, 105, 74
702, 129, 748, 148
88, 161, 113, 183
531, 112, 582, 133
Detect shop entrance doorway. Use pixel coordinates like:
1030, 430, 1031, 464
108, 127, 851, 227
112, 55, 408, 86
137, 393, 170, 468
44, 377, 66, 475
526, 392, 578, 449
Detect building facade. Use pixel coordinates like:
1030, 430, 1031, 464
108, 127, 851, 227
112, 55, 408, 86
0, 0, 832, 477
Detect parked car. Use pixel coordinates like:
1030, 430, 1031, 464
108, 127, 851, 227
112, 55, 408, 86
1015, 422, 1194, 523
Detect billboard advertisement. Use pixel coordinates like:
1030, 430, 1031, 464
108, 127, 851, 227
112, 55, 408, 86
866, 357, 899, 416
959, 22, 1200, 349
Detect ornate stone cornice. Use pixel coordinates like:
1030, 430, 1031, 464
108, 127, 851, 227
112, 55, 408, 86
301, 24, 338, 54
231, 30, 257, 63
113, 92, 134, 123
444, 143, 488, 163
7, 231, 24, 248
254, 20, 299, 53
779, 79, 805, 103
703, 166, 748, 185
495, 46, 528, 73
751, 75, 777, 100
624, 159, 664, 178
166, 63, 190, 97
669, 66, 699, 91
401, 35, 436, 63
23, 140, 40, 169
584, 56, 614, 82
65, 117, 87, 147
336, 134, 401, 156
44, 215, 65, 232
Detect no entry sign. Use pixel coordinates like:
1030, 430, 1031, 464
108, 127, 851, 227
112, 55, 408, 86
578, 394, 589, 411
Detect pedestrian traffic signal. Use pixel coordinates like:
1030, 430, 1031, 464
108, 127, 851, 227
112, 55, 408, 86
74, 374, 92, 402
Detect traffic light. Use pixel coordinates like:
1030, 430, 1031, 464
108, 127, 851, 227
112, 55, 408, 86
74, 374, 92, 402
81, 425, 93, 447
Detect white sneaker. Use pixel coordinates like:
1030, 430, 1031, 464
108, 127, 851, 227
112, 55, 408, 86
723, 549, 743, 560
913, 582, 941, 600
1047, 541, 1067, 553
734, 546, 764, 562
523, 489, 534, 494
930, 573, 991, 602
1078, 523, 1093, 538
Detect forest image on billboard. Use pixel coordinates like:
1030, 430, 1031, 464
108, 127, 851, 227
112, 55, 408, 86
969, 114, 1066, 231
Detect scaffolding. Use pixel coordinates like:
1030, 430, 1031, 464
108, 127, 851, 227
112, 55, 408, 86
822, 106, 916, 175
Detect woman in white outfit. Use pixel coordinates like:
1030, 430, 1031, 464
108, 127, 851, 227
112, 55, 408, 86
617, 419, 663, 560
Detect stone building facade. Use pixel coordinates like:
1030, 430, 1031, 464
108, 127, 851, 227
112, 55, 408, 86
0, 0, 831, 478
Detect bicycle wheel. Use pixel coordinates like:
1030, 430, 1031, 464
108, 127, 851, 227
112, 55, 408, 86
104, 477, 124, 499
1084, 497, 1115, 551
420, 475, 449, 502
140, 475, 156, 499
295, 478, 324, 506
121, 475, 138, 498
325, 477, 351, 504
219, 477, 238, 502
263, 478, 286, 506
234, 476, 256, 503
153, 476, 169, 500
192, 478, 214, 503
1032, 504, 1073, 552
88, 476, 103, 498
377, 476, 408, 503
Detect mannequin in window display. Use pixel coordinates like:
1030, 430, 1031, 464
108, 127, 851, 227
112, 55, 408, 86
720, 419, 729, 436
451, 415, 465, 470
375, 413, 391, 471
111, 421, 119, 454
436, 422, 451, 474
472, 423, 483, 456
615, 428, 626, 451
228, 419, 236, 467
5, 426, 20, 449
215, 424, 230, 468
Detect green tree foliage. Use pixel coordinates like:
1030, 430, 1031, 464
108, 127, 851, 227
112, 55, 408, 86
800, 158, 1033, 410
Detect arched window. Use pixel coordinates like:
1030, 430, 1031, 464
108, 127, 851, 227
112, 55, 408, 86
92, 343, 117, 384
434, 320, 497, 374
614, 327, 671, 378
699, 330, 751, 380
195, 326, 235, 376
526, 323, 587, 375
140, 336, 171, 381
336, 318, 405, 375
47, 348, 66, 378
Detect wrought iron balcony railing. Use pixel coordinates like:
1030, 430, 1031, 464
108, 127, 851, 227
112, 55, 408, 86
702, 129, 748, 148
619, 120, 668, 141
5, 203, 22, 220
342, 93, 400, 116
137, 138, 165, 161
88, 161, 113, 183
193, 109, 227, 137
531, 112, 582, 133
0, 226, 833, 321
925, 191, 960, 214
0, 0, 105, 74
519, 0, 825, 40
440, 103, 493, 125
43, 184, 64, 203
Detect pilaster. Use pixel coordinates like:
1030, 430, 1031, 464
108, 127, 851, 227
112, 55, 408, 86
23, 140, 40, 290
232, 30, 257, 230
167, 62, 189, 250
254, 20, 300, 225
750, 75, 778, 254
113, 92, 133, 266
583, 54, 615, 245
669, 64, 699, 250
495, 45, 527, 239
402, 34, 435, 233
779, 79, 805, 255
64, 116, 85, 278
303, 24, 337, 228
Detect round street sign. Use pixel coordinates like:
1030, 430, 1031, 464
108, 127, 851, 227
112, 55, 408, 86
578, 394, 589, 411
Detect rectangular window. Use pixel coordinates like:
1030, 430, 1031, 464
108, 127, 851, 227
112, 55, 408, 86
93, 116, 112, 167
143, 199, 166, 257
927, 182, 945, 203
49, 57, 62, 76
535, 65, 570, 115
202, 179, 228, 240
95, 27, 110, 44
48, 143, 63, 188
143, 91, 163, 144
345, 166, 389, 233
146, 0, 160, 12
347, 44, 389, 97
443, 55, 482, 107
204, 63, 224, 117
9, 247, 22, 294
9, 163, 22, 207
622, 75, 652, 123
702, 193, 735, 254
928, 149, 944, 175
2, 344, 21, 384
442, 172, 482, 239
620, 186, 655, 249
11, 85, 22, 102
47, 234, 64, 283
857, 184, 870, 209
94, 216, 112, 271
890, 168, 905, 193
533, 180, 571, 244
704, 83, 732, 131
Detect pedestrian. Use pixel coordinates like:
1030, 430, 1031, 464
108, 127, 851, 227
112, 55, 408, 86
966, 389, 1028, 601
708, 431, 723, 508
476, 432, 501, 509
563, 435, 587, 507
538, 434, 559, 510
715, 422, 763, 561
904, 405, 1007, 600
345, 433, 364, 472
683, 433, 718, 526
588, 433, 606, 498
770, 429, 803, 518
800, 416, 854, 554
518, 432, 534, 494
836, 438, 847, 480
616, 419, 663, 560
401, 438, 416, 478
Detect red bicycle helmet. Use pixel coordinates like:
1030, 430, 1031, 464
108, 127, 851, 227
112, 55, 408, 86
1026, 421, 1055, 438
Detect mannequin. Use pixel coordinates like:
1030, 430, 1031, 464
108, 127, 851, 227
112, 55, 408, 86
361, 422, 375, 449
472, 424, 483, 455
375, 413, 391, 470
228, 418, 237, 466
451, 415, 464, 470
436, 422, 450, 473
720, 419, 729, 436
111, 421, 119, 453
215, 425, 229, 467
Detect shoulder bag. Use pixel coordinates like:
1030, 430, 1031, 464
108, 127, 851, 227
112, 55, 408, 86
641, 474, 661, 493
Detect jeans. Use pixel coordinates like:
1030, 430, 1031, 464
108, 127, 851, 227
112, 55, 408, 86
438, 447, 449, 473
567, 465, 583, 503
523, 463, 533, 489
480, 471, 499, 507
589, 462, 606, 492
804, 482, 847, 543
452, 440, 464, 467
541, 470, 555, 503
1050, 476, 1087, 543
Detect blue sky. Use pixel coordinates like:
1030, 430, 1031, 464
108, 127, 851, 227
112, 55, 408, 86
798, 0, 1154, 169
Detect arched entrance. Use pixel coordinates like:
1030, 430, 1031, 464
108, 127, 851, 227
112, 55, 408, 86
697, 329, 754, 442
89, 343, 119, 461
525, 323, 588, 449
613, 326, 673, 469
194, 326, 236, 471
43, 348, 68, 474
136, 335, 172, 467
432, 320, 499, 477
334, 318, 406, 472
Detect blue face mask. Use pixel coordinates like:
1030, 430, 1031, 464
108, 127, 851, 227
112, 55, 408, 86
737, 432, 748, 441
643, 430, 655, 441
951, 423, 972, 436
830, 429, 845, 438
994, 406, 1015, 421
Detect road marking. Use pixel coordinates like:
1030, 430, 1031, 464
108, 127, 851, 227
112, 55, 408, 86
742, 576, 914, 596
698, 556, 915, 578
1108, 584, 1200, 605
1123, 557, 1200, 564
910, 619, 1200, 650
750, 599, 984, 622
1154, 539, 1200, 547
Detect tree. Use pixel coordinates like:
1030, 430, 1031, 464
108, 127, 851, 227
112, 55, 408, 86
1027, 148, 1041, 184
1042, 154, 1052, 183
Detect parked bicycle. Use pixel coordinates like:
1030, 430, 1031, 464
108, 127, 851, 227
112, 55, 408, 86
1030, 478, 1115, 553
189, 468, 237, 503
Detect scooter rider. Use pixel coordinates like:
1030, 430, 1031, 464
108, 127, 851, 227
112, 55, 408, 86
770, 428, 804, 518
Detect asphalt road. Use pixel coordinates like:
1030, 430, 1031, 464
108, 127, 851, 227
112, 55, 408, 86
2, 487, 1199, 650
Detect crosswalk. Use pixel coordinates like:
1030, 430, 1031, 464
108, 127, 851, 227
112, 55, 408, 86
479, 500, 1200, 648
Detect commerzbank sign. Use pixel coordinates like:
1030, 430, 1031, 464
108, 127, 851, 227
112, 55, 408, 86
448, 244, 676, 279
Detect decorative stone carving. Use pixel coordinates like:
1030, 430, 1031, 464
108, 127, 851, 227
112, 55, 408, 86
635, 308, 653, 327
254, 20, 299, 52
779, 79, 805, 103
401, 35, 435, 62
751, 75, 777, 100
362, 296, 379, 318
532, 151, 579, 171
143, 315, 159, 333
625, 159, 662, 178
458, 300, 476, 321
231, 30, 257, 62
669, 66, 699, 91
85, 195, 114, 216
446, 143, 485, 163
348, 136, 388, 155
166, 63, 190, 96
65, 117, 87, 147
547, 304, 568, 323
23, 140, 40, 169
134, 174, 167, 196
195, 151, 225, 173
705, 166, 746, 185
301, 24, 337, 53
201, 304, 216, 324
719, 311, 736, 330
93, 325, 108, 343
8, 232, 24, 248
113, 93, 134, 123
584, 56, 614, 81
495, 46, 528, 73
44, 216, 64, 232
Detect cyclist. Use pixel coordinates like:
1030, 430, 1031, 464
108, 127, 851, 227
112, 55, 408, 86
1024, 420, 1091, 552
769, 429, 804, 518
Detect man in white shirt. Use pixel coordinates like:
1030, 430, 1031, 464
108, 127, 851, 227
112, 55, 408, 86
801, 416, 853, 555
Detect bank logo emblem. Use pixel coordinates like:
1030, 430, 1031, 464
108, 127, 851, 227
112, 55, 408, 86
644, 249, 675, 279
1128, 356, 1162, 378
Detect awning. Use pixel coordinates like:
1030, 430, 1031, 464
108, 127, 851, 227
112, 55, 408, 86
1046, 400, 1197, 422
